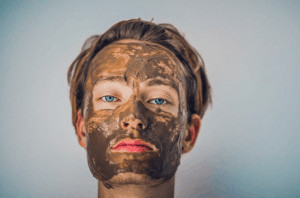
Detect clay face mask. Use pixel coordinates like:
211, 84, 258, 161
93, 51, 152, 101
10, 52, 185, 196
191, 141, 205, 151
83, 40, 188, 188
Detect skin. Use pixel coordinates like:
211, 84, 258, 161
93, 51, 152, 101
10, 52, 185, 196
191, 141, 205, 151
76, 39, 201, 196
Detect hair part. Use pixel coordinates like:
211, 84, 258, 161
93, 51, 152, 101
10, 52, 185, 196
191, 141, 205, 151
68, 19, 212, 128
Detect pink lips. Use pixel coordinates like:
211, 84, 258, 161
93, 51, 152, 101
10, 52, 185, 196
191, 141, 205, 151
112, 139, 157, 153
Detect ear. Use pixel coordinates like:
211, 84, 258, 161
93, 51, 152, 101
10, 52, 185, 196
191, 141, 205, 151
76, 109, 86, 148
182, 114, 201, 153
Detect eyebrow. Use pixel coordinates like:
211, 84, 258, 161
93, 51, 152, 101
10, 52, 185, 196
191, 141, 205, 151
145, 78, 176, 88
93, 76, 177, 89
93, 75, 125, 85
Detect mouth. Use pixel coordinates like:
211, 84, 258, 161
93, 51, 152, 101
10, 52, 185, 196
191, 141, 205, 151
111, 139, 158, 153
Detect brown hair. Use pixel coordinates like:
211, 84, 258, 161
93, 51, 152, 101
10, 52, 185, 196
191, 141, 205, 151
68, 19, 211, 128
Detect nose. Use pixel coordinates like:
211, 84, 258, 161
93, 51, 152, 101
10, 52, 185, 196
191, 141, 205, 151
121, 114, 146, 130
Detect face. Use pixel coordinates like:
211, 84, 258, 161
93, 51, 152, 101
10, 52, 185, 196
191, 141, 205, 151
82, 40, 189, 187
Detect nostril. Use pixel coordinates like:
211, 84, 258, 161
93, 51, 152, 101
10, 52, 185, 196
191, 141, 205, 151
138, 123, 144, 129
123, 122, 129, 128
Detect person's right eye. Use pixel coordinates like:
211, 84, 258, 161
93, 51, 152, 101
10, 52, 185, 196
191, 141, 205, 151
99, 95, 120, 102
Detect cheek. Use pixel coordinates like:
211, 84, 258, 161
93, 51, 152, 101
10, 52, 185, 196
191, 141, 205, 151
150, 114, 185, 148
148, 114, 186, 172
85, 110, 119, 138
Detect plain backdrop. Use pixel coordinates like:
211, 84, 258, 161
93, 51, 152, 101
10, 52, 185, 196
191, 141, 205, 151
0, 0, 299, 197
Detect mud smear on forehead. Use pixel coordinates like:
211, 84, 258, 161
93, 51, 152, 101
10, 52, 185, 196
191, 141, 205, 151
86, 41, 184, 87
83, 40, 188, 188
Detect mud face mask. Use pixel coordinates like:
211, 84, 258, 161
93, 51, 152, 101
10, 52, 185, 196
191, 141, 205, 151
82, 40, 188, 187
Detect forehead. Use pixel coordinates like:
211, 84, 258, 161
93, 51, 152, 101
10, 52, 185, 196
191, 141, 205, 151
87, 39, 185, 86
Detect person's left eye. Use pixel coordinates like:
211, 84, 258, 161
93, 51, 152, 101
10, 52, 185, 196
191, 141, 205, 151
100, 95, 119, 102
148, 98, 167, 105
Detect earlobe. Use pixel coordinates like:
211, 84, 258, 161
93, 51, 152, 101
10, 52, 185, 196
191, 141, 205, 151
76, 109, 86, 148
182, 114, 201, 153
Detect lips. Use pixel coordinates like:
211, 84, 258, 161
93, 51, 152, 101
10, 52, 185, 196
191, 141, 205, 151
111, 139, 158, 152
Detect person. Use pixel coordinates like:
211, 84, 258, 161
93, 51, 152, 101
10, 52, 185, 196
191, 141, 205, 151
67, 19, 211, 198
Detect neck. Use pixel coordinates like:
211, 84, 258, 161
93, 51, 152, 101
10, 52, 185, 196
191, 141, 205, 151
97, 176, 175, 198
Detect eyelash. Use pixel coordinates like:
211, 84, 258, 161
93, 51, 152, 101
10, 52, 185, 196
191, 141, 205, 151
99, 96, 120, 102
148, 98, 168, 105
99, 96, 169, 105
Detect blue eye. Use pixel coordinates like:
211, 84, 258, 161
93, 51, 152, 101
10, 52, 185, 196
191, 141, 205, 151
149, 98, 166, 105
102, 96, 117, 102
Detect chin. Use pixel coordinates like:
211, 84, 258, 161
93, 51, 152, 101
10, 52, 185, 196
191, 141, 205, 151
107, 172, 167, 187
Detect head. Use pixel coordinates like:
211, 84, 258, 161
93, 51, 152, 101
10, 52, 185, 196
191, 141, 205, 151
67, 19, 211, 188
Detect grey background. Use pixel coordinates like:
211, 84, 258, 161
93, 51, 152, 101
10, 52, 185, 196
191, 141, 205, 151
0, 0, 299, 197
